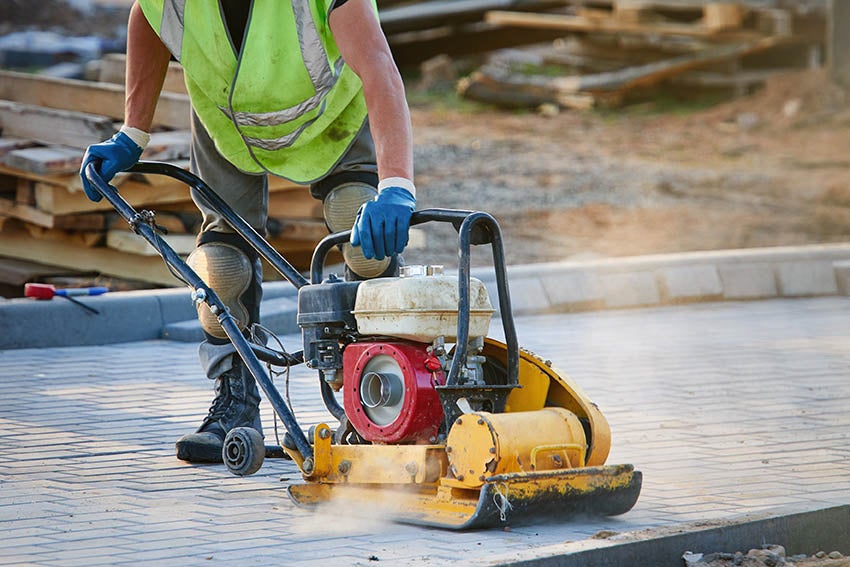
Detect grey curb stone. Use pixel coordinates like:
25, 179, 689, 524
0, 282, 297, 349
490, 504, 850, 567
718, 263, 778, 299
834, 260, 850, 295
601, 271, 660, 308
776, 260, 838, 296
475, 242, 850, 315
540, 270, 604, 311
5, 242, 850, 349
659, 265, 723, 302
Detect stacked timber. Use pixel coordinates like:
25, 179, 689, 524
378, 0, 824, 67
454, 0, 826, 108
0, 66, 327, 293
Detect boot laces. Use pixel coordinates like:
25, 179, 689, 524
202, 377, 231, 426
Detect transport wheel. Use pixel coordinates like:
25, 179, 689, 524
223, 427, 265, 476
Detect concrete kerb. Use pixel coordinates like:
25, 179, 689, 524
487, 504, 850, 567
3, 242, 850, 349
0, 281, 298, 349
479, 242, 850, 315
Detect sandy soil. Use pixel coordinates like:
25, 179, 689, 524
685, 544, 849, 566
408, 69, 850, 269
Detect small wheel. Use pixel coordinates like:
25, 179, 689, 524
223, 427, 265, 476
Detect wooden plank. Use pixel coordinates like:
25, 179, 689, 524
389, 23, 568, 66
0, 101, 116, 149
142, 130, 191, 161
0, 226, 180, 286
267, 188, 323, 219
703, 3, 746, 30
379, 0, 567, 34
0, 70, 190, 130
461, 35, 785, 107
0, 255, 83, 286
107, 210, 194, 234
0, 138, 37, 157
0, 195, 105, 230
670, 67, 783, 88
552, 36, 784, 93
614, 1, 655, 23
266, 217, 328, 241
106, 229, 196, 256
484, 10, 764, 39
99, 53, 188, 94
24, 224, 103, 248
830, 0, 850, 87
34, 179, 192, 215
3, 146, 84, 175
0, 195, 56, 227
0, 162, 77, 187
458, 68, 599, 109
16, 178, 35, 205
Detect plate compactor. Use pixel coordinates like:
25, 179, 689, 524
87, 162, 641, 529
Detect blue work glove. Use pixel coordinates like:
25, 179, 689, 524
79, 131, 143, 202
351, 185, 416, 261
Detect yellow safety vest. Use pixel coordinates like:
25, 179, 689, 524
139, 0, 371, 183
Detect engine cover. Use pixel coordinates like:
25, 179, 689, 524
343, 342, 445, 444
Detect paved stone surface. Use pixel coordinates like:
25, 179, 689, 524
2, 297, 850, 565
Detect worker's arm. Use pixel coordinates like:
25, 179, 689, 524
329, 0, 413, 182
330, 0, 416, 260
125, 1, 172, 132
79, 1, 170, 202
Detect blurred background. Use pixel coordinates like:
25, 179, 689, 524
0, 0, 846, 297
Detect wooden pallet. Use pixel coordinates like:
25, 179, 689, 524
0, 70, 326, 291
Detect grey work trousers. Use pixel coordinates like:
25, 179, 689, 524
189, 111, 378, 234
189, 111, 378, 378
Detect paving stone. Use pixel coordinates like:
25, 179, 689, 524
2, 298, 850, 565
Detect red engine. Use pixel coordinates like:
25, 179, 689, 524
342, 341, 445, 444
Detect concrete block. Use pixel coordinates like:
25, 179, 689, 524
777, 261, 838, 296
505, 276, 552, 314
160, 319, 203, 343
161, 296, 299, 343
600, 271, 660, 308
0, 293, 164, 349
539, 270, 604, 310
719, 264, 778, 299
833, 260, 850, 296
258, 297, 299, 336
660, 265, 723, 302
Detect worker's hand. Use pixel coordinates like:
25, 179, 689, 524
351, 184, 416, 261
79, 131, 144, 202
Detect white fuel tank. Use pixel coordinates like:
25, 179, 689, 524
353, 267, 494, 343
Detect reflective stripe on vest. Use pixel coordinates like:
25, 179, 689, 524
158, 0, 342, 151
160, 0, 186, 63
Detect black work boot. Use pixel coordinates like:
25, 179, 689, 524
175, 356, 263, 463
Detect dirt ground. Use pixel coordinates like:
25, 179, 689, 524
408, 69, 850, 269
684, 544, 849, 566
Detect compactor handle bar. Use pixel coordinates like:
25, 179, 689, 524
84, 161, 314, 460
312, 210, 520, 389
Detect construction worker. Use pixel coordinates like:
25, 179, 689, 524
79, 0, 416, 463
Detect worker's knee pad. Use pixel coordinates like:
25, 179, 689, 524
323, 182, 391, 279
187, 239, 255, 340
